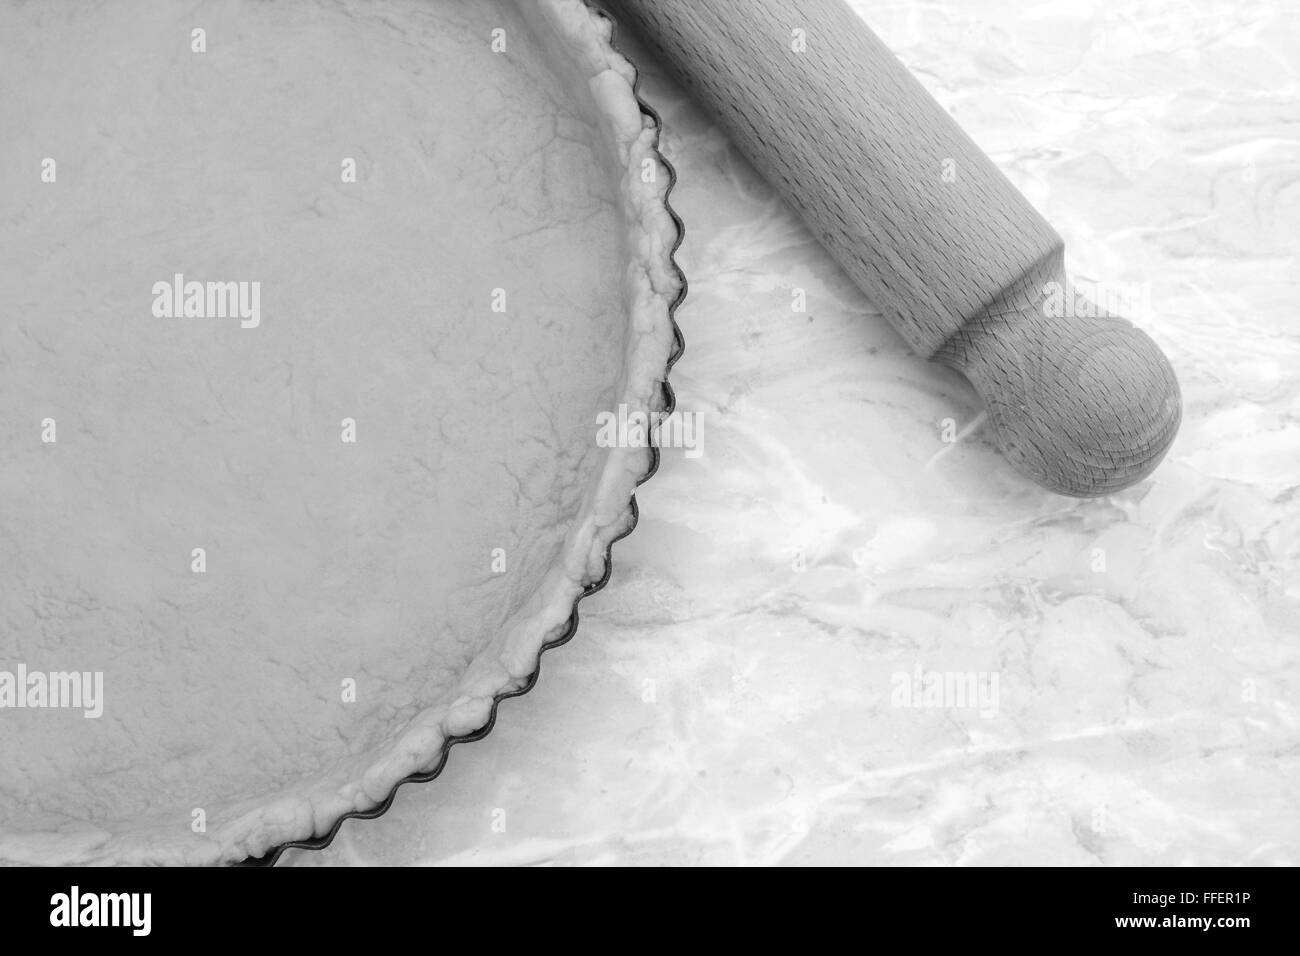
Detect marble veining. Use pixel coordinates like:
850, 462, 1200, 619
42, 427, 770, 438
284, 0, 1298, 866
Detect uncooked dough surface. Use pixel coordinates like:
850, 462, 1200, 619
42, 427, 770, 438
0, 0, 677, 863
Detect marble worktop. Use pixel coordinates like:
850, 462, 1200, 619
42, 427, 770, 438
284, 0, 1299, 866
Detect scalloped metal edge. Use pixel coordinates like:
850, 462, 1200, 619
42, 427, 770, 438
237, 4, 686, 867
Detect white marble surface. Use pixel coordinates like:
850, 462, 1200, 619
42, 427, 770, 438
284, 0, 1300, 866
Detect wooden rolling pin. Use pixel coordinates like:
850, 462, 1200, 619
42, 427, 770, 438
606, 0, 1182, 497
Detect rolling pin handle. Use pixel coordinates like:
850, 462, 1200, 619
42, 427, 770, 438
934, 254, 1182, 497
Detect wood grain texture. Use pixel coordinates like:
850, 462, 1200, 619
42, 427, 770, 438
608, 0, 1182, 496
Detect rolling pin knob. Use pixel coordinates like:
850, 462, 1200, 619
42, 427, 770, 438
933, 253, 1182, 496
